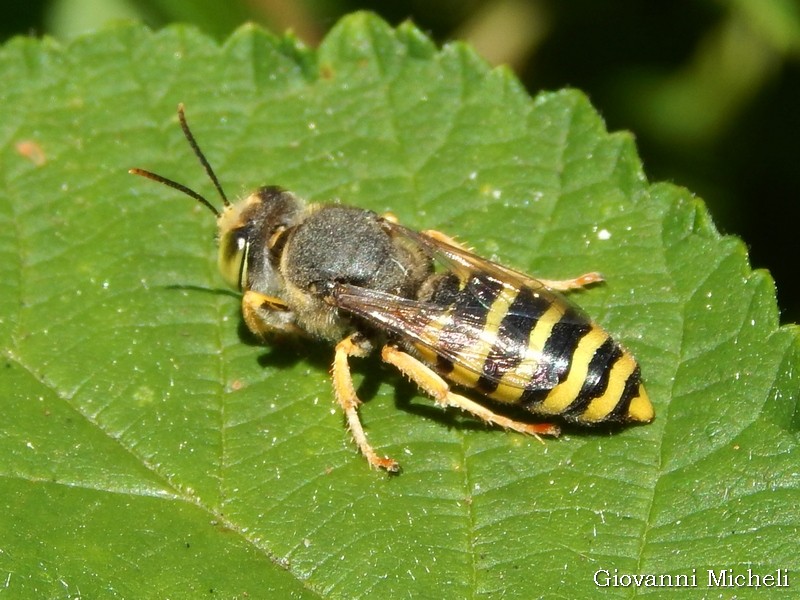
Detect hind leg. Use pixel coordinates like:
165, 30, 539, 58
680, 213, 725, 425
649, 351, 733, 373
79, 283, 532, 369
381, 345, 560, 438
420, 229, 603, 291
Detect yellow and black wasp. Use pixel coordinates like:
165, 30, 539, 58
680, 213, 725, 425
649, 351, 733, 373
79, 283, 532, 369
131, 105, 654, 472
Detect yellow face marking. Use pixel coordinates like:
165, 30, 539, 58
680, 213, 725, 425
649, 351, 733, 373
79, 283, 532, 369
538, 327, 609, 415
579, 352, 638, 422
490, 301, 563, 402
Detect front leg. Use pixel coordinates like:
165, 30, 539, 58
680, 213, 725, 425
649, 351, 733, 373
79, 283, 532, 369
241, 290, 304, 338
333, 333, 400, 472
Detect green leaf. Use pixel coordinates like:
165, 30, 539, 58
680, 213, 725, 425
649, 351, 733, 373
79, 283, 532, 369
1, 12, 797, 598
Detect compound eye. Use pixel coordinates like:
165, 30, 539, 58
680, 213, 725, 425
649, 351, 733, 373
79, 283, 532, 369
218, 226, 249, 290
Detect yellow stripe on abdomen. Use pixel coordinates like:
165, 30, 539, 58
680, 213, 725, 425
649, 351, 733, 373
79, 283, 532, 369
446, 285, 520, 388
489, 302, 564, 403
579, 350, 637, 422
537, 326, 609, 415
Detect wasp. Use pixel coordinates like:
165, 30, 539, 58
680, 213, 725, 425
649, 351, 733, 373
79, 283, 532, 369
131, 105, 654, 473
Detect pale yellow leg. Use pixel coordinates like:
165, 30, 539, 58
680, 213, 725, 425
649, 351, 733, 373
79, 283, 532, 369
421, 229, 474, 252
381, 345, 560, 438
537, 272, 604, 291
421, 228, 603, 292
333, 334, 400, 472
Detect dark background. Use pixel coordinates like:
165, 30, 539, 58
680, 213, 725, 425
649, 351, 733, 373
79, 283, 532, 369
5, 0, 798, 322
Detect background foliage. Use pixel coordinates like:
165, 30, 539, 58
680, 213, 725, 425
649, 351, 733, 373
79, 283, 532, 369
0, 8, 798, 600
4, 0, 799, 323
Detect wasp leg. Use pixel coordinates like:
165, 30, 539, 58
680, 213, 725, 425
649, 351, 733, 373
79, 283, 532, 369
537, 272, 604, 291
333, 333, 400, 472
421, 228, 474, 252
421, 228, 603, 292
242, 290, 304, 338
381, 345, 560, 438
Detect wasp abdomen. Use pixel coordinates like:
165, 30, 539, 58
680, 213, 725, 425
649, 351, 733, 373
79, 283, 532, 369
414, 273, 651, 425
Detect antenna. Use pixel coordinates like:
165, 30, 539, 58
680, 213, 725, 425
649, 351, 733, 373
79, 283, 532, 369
129, 103, 230, 216
128, 167, 220, 217
176, 103, 229, 208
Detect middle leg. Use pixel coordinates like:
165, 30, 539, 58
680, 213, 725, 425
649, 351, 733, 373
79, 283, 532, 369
333, 333, 400, 472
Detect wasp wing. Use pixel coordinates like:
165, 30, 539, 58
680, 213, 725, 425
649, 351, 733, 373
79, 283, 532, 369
331, 281, 548, 385
333, 280, 569, 391
383, 220, 593, 328
384, 221, 555, 292
331, 230, 593, 393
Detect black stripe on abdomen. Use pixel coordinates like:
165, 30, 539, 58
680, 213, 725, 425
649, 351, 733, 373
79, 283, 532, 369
561, 337, 622, 418
519, 306, 592, 407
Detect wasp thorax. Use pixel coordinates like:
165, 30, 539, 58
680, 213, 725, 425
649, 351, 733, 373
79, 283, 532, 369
282, 206, 433, 299
216, 186, 304, 292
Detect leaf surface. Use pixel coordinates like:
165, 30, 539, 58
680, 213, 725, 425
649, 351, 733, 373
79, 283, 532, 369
0, 13, 797, 598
